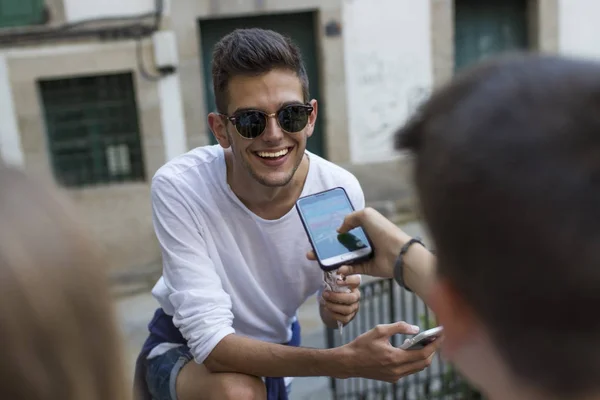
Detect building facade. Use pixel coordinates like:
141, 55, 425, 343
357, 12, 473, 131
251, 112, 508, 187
0, 0, 593, 272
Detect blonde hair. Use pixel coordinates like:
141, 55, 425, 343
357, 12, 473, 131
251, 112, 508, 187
0, 164, 128, 399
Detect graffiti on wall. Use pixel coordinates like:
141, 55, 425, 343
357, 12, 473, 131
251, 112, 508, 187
343, 0, 432, 164
347, 50, 431, 162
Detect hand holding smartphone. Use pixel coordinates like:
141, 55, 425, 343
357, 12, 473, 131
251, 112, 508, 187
296, 187, 374, 271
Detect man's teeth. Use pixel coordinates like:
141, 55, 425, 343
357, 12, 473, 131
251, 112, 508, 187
257, 148, 289, 158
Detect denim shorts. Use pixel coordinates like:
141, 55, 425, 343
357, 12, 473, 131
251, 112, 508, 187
146, 345, 193, 400
145, 345, 292, 400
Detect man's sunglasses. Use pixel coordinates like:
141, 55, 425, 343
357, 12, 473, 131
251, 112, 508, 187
221, 104, 314, 139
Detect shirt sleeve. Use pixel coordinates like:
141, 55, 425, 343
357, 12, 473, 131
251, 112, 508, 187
151, 176, 235, 364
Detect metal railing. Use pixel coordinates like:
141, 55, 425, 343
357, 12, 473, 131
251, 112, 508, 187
326, 278, 482, 400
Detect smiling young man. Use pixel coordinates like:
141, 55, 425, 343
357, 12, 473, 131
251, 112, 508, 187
133, 28, 439, 400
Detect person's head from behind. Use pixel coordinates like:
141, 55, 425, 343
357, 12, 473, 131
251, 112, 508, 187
397, 54, 600, 399
0, 165, 127, 399
207, 28, 317, 188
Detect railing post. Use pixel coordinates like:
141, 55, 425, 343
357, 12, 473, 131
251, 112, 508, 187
389, 279, 398, 400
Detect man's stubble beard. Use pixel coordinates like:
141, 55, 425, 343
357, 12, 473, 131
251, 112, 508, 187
228, 130, 304, 188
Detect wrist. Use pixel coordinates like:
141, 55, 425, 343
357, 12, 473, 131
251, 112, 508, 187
328, 346, 355, 379
386, 230, 412, 267
393, 236, 428, 292
402, 243, 435, 297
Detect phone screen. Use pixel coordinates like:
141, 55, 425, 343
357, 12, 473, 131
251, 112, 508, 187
297, 187, 372, 269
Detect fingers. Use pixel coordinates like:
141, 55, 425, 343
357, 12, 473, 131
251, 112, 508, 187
306, 252, 365, 280
322, 289, 360, 324
381, 341, 440, 382
423, 335, 444, 354
400, 339, 440, 362
336, 260, 373, 278
336, 210, 363, 234
337, 265, 360, 276
323, 299, 359, 317
373, 321, 420, 338
362, 342, 438, 383
337, 207, 385, 233
386, 353, 436, 382
322, 289, 360, 306
325, 307, 359, 324
336, 274, 361, 288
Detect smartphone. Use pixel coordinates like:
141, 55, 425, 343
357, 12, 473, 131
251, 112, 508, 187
296, 187, 373, 271
400, 326, 444, 350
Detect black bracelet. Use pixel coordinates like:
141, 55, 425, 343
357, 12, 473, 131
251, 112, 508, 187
393, 236, 426, 292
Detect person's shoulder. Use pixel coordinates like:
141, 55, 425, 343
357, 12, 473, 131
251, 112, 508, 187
152, 145, 223, 189
308, 151, 362, 191
307, 152, 365, 209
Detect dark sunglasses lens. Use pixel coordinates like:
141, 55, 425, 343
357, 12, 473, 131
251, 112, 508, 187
278, 106, 310, 133
235, 111, 266, 138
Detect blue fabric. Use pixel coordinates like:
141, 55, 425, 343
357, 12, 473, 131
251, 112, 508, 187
146, 345, 193, 400
265, 320, 301, 400
133, 308, 301, 400
146, 344, 294, 399
134, 308, 181, 400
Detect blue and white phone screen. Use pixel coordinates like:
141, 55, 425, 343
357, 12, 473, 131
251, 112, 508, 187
299, 189, 370, 260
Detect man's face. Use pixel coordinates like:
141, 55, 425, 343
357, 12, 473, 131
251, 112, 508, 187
211, 69, 317, 187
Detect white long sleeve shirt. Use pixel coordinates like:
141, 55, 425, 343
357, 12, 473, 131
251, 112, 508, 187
148, 145, 365, 364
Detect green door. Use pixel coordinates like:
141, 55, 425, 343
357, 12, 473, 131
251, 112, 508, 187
199, 12, 325, 158
0, 0, 45, 28
455, 0, 528, 70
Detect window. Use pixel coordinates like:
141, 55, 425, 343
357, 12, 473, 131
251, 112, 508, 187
454, 0, 529, 70
0, 0, 46, 28
39, 72, 146, 188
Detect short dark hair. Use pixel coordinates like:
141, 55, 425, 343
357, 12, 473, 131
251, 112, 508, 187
211, 28, 310, 114
397, 53, 600, 397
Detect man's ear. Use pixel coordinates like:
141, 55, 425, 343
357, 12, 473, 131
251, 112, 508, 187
429, 278, 479, 358
208, 112, 231, 148
305, 99, 318, 139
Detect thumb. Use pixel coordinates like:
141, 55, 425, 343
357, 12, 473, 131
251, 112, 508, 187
374, 321, 420, 338
337, 264, 364, 276
337, 210, 363, 234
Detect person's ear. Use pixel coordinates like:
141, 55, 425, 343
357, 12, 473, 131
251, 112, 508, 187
208, 113, 231, 148
428, 278, 479, 358
305, 99, 318, 139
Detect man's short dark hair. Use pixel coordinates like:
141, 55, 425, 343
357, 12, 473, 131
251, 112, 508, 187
396, 54, 600, 397
211, 28, 310, 114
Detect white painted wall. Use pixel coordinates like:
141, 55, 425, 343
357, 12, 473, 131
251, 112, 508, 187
154, 31, 188, 161
558, 0, 600, 60
64, 0, 159, 22
343, 0, 433, 164
0, 54, 24, 166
